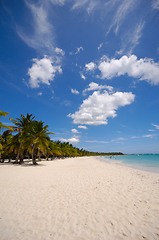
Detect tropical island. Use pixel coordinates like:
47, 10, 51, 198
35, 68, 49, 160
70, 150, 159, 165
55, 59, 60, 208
0, 110, 123, 164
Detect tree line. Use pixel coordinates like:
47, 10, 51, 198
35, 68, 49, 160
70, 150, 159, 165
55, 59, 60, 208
0, 110, 123, 164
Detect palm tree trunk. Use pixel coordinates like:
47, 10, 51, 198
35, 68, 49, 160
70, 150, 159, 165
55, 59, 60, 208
31, 144, 37, 165
38, 148, 41, 161
19, 154, 24, 164
15, 141, 22, 163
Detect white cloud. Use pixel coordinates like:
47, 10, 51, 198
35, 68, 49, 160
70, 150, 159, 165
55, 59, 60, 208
60, 136, 79, 144
75, 46, 84, 54
117, 21, 145, 55
85, 62, 97, 71
72, 0, 88, 10
38, 92, 42, 96
50, 0, 66, 6
149, 129, 155, 132
55, 47, 65, 56
17, 1, 55, 53
117, 137, 127, 141
68, 89, 135, 125
152, 123, 159, 130
132, 133, 157, 139
28, 56, 62, 88
115, 49, 124, 55
86, 0, 98, 14
71, 0, 103, 15
143, 134, 156, 138
98, 55, 159, 85
68, 137, 80, 144
80, 73, 86, 80
131, 136, 139, 139
86, 140, 109, 143
152, 0, 159, 9
71, 0, 98, 14
71, 88, 79, 94
61, 100, 71, 107
107, 0, 138, 35
83, 82, 113, 94
78, 125, 88, 129
128, 22, 145, 53
98, 43, 103, 50
71, 128, 79, 133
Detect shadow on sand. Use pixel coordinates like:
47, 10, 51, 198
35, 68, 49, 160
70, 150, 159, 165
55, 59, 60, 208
0, 161, 46, 167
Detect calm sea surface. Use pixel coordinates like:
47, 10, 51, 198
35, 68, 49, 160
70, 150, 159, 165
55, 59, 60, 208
100, 154, 159, 173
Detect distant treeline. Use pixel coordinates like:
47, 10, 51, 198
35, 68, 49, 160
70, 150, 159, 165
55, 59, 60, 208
0, 111, 123, 164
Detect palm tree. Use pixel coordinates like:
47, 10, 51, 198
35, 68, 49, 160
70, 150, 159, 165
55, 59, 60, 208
9, 113, 35, 163
24, 120, 54, 164
0, 110, 13, 160
0, 130, 14, 162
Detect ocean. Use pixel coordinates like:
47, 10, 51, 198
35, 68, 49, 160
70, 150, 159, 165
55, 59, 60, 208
100, 154, 159, 173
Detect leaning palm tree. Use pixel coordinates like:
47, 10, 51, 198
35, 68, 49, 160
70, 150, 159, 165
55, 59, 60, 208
9, 113, 35, 163
24, 120, 54, 164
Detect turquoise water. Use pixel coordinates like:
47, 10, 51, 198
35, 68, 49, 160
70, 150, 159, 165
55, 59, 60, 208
101, 154, 159, 173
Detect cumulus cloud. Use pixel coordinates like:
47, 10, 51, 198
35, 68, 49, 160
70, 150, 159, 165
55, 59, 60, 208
98, 55, 159, 85
68, 89, 135, 125
60, 136, 79, 144
83, 82, 113, 94
71, 88, 79, 94
85, 62, 97, 71
71, 128, 79, 133
68, 137, 79, 143
78, 125, 88, 129
27, 56, 62, 88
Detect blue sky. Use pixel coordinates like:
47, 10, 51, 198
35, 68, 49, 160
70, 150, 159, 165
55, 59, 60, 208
0, 0, 159, 154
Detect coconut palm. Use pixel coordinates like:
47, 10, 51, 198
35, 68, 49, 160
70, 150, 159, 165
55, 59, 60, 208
9, 113, 35, 163
0, 130, 15, 162
24, 120, 54, 164
0, 110, 13, 160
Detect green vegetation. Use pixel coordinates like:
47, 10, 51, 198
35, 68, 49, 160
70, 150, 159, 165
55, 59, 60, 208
0, 111, 123, 164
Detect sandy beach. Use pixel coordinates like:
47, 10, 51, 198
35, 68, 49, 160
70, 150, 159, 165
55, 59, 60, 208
0, 156, 159, 240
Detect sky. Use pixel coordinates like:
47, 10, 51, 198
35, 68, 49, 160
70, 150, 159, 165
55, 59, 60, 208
0, 0, 159, 154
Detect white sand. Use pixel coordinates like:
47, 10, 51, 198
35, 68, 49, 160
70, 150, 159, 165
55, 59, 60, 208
0, 156, 159, 240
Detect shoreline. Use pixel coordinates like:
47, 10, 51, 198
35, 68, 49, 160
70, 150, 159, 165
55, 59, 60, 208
0, 156, 159, 240
99, 155, 159, 174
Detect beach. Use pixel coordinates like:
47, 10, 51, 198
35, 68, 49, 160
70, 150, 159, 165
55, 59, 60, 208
0, 156, 159, 240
